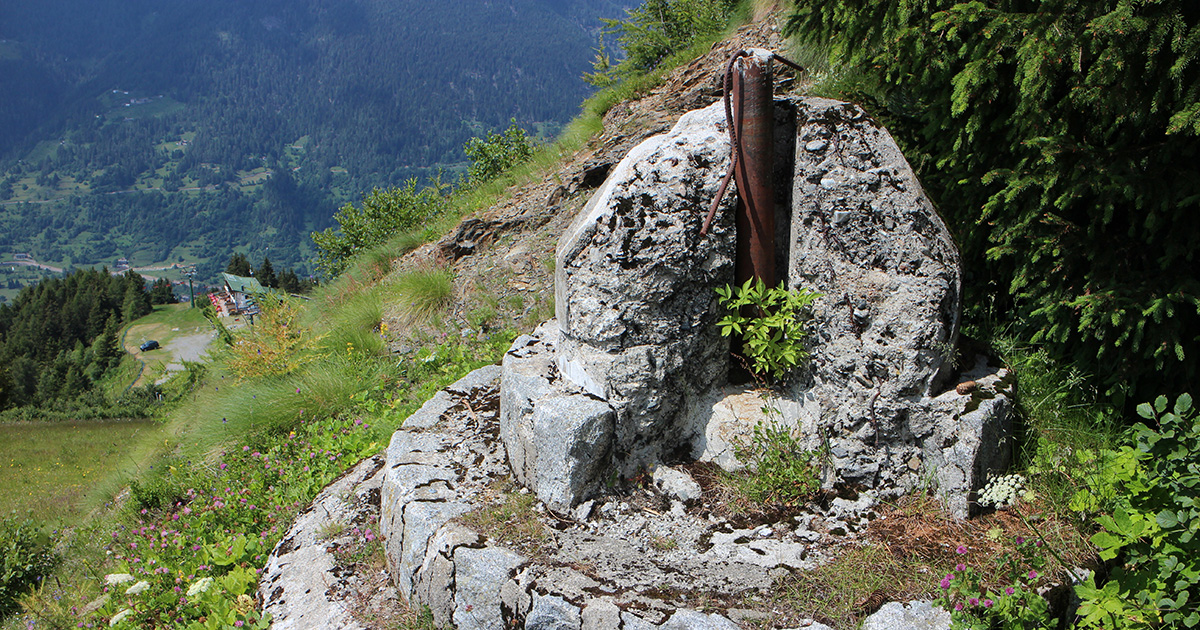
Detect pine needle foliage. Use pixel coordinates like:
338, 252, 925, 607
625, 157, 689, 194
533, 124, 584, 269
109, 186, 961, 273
785, 0, 1200, 403
590, 0, 740, 81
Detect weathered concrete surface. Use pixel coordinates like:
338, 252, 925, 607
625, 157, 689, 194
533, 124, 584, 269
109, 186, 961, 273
685, 97, 1008, 517
775, 97, 978, 503
861, 601, 951, 630
551, 100, 738, 482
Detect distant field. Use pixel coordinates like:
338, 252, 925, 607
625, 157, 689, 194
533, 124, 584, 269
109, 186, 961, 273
0, 420, 163, 523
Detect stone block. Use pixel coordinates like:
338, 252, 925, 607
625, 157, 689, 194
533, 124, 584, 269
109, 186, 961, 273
526, 594, 582, 630
453, 546, 526, 630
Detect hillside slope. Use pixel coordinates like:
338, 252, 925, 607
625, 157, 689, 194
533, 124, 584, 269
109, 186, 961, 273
0, 0, 635, 274
377, 17, 789, 345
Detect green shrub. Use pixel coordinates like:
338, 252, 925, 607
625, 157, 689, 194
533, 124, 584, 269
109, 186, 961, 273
728, 415, 823, 505
0, 513, 57, 618
716, 278, 819, 380
592, 0, 739, 80
312, 180, 447, 278
128, 469, 182, 512
785, 0, 1200, 403
1073, 393, 1200, 629
463, 119, 535, 186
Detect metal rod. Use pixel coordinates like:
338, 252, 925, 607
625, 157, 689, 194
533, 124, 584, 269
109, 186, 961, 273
731, 50, 775, 287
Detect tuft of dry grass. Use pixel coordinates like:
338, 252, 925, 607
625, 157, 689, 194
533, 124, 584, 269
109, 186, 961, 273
393, 267, 455, 325
456, 481, 554, 559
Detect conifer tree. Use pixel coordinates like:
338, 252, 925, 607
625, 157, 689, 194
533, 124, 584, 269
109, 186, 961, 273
257, 257, 277, 289
226, 253, 252, 276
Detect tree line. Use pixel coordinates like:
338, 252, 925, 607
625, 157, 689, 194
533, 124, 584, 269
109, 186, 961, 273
0, 267, 168, 411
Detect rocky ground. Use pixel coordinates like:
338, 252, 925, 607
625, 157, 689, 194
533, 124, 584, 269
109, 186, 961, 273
262, 367, 953, 629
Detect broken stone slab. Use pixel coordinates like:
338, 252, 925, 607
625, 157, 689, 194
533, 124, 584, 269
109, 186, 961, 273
660, 609, 742, 630
453, 546, 526, 630
259, 455, 385, 630
651, 464, 702, 504
581, 599, 623, 630
910, 356, 1016, 518
530, 393, 615, 511
447, 364, 503, 397
526, 593, 583, 630
500, 321, 619, 512
690, 384, 818, 471
396, 500, 472, 599
687, 358, 1012, 519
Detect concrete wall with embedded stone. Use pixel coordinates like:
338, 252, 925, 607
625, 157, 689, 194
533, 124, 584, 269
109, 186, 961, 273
500, 101, 739, 510
552, 101, 736, 467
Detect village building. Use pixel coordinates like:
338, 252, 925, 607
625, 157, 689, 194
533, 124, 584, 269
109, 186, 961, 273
221, 272, 264, 314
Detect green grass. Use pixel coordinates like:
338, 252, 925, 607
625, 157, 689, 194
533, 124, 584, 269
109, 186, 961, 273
122, 303, 215, 386
393, 268, 455, 325
0, 420, 164, 523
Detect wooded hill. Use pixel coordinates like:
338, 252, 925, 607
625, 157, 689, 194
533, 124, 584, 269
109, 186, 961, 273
0, 0, 635, 277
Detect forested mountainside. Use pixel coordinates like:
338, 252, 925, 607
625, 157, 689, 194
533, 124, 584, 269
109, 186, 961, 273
0, 0, 635, 276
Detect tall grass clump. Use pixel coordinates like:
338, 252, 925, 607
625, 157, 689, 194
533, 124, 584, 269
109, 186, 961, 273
393, 268, 455, 325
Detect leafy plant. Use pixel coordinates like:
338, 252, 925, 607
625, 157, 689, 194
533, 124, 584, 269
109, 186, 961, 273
224, 293, 325, 380
463, 119, 535, 186
0, 513, 57, 618
937, 539, 1055, 630
785, 0, 1200, 402
716, 278, 818, 380
312, 180, 448, 278
592, 0, 738, 81
729, 413, 823, 505
1073, 393, 1200, 629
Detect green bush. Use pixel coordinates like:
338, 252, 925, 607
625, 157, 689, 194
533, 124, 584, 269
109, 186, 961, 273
0, 513, 57, 618
312, 180, 447, 278
592, 0, 739, 80
1073, 393, 1200, 628
463, 119, 535, 186
716, 278, 819, 380
729, 415, 823, 505
785, 0, 1200, 402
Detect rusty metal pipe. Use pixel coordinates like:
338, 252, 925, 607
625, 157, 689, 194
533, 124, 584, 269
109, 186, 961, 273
731, 50, 775, 287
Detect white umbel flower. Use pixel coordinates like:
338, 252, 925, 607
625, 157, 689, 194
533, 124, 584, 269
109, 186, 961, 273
978, 473, 1026, 508
186, 577, 214, 597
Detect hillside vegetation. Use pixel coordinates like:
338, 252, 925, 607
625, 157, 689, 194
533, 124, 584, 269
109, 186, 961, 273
0, 0, 635, 276
2, 1, 1198, 629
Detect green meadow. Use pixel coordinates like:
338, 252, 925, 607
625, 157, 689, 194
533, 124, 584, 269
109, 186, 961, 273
0, 420, 163, 523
